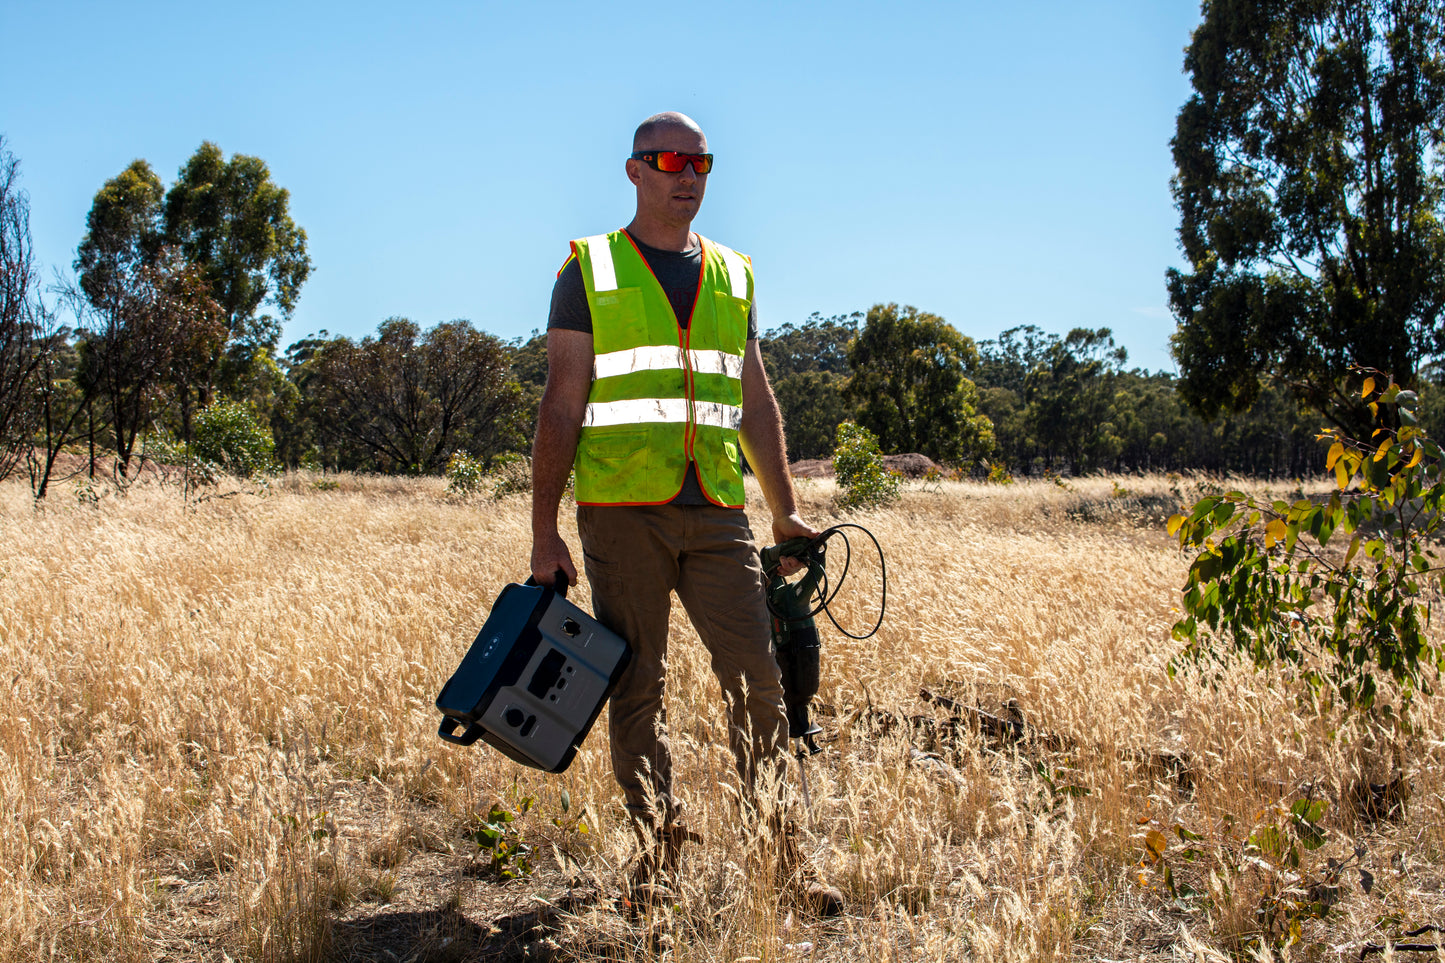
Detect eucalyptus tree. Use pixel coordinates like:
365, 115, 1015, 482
1169, 0, 1445, 434
162, 142, 311, 373
844, 302, 994, 465
77, 143, 311, 408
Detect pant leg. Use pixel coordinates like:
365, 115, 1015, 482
672, 506, 789, 804
577, 505, 680, 827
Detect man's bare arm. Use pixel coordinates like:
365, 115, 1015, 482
738, 338, 819, 548
530, 328, 593, 587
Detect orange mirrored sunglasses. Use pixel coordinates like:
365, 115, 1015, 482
630, 150, 714, 174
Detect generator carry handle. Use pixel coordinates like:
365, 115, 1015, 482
437, 715, 486, 745
524, 569, 570, 597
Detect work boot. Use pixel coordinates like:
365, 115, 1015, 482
777, 823, 844, 917
626, 821, 700, 908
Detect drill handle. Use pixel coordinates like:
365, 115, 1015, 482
761, 535, 821, 574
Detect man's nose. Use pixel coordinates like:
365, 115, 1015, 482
677, 162, 698, 182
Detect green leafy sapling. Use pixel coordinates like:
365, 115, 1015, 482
1168, 372, 1445, 720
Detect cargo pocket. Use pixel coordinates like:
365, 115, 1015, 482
580, 551, 626, 603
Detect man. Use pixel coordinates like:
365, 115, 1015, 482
530, 111, 840, 913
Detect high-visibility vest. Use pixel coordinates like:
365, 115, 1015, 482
569, 230, 753, 507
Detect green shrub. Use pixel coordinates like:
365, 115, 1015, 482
832, 421, 899, 510
191, 401, 278, 478
446, 451, 487, 497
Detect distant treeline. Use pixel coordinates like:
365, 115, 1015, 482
241, 306, 1373, 479
7, 291, 1401, 490
758, 307, 1336, 478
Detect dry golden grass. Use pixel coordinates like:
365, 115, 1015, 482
1, 471, 1442, 962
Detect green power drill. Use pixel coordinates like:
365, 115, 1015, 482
760, 535, 827, 755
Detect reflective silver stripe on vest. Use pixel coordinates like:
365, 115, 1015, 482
584, 398, 690, 427
585, 234, 617, 292
583, 398, 742, 430
693, 401, 744, 431
592, 347, 743, 382
715, 244, 748, 300
689, 349, 744, 379
593, 345, 684, 381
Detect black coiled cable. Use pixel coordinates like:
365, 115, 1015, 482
775, 523, 887, 640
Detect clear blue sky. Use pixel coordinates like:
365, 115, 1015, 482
6, 1, 1201, 373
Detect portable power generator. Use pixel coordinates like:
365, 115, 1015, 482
434, 574, 630, 773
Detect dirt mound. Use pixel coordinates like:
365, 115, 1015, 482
790, 458, 833, 478
789, 453, 941, 479
882, 453, 941, 477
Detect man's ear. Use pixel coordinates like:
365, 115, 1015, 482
625, 158, 642, 186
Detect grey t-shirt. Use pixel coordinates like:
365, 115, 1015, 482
548, 232, 758, 505
548, 232, 759, 337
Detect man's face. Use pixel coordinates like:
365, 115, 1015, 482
627, 126, 708, 229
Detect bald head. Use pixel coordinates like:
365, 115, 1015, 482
633, 111, 706, 151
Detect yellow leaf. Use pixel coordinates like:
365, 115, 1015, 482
1369, 402, 1379, 417
1144, 829, 1168, 863
1167, 514, 1185, 537
1374, 436, 1393, 462
1325, 441, 1344, 469
1335, 461, 1349, 489
1407, 446, 1423, 469
1266, 519, 1287, 541
1362, 376, 1376, 398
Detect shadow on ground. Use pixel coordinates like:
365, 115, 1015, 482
333, 889, 600, 963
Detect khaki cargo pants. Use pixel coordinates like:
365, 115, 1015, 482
577, 503, 788, 828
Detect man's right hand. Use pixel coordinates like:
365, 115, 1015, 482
531, 531, 578, 589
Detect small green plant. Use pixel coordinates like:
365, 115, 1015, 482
1111, 479, 1130, 498
465, 797, 535, 881
986, 461, 1014, 486
445, 451, 486, 497
191, 400, 279, 478
547, 788, 593, 872
73, 475, 101, 508
832, 422, 900, 510
1168, 372, 1445, 719
279, 808, 335, 842
1033, 762, 1090, 813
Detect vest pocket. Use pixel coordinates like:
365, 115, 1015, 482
586, 425, 648, 457
590, 287, 654, 344
578, 426, 651, 495
711, 292, 749, 354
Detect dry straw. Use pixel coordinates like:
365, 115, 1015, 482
0, 472, 1441, 961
